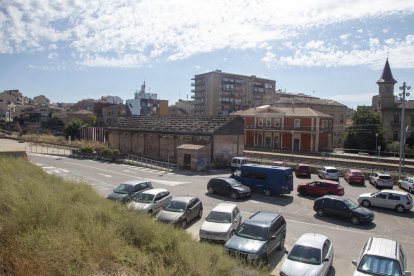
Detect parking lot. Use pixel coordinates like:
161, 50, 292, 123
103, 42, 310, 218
26, 152, 414, 275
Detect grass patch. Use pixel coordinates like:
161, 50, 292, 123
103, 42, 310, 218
0, 157, 261, 275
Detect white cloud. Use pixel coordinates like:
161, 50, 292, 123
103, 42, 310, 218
1, 0, 414, 68
369, 38, 380, 48
48, 52, 58, 60
339, 34, 351, 41
304, 40, 325, 49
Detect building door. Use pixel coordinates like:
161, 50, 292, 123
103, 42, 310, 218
183, 153, 191, 169
293, 139, 300, 151
265, 137, 271, 148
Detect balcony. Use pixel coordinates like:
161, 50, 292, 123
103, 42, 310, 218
191, 82, 195, 86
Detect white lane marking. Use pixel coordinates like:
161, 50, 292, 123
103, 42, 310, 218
64, 161, 188, 186
97, 173, 112, 178
69, 171, 115, 188
249, 200, 260, 204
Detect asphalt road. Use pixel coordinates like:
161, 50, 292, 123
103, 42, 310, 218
27, 153, 414, 275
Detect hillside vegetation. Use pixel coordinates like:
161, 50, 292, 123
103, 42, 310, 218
0, 157, 258, 275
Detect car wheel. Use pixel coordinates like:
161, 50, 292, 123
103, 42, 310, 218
396, 205, 405, 213
409, 187, 413, 194
264, 189, 271, 196
230, 192, 238, 199
278, 238, 285, 251
197, 208, 203, 218
361, 200, 371, 207
148, 209, 153, 215
351, 216, 360, 225
375, 182, 378, 189
398, 182, 402, 188
316, 209, 325, 217
207, 187, 214, 194
181, 219, 187, 228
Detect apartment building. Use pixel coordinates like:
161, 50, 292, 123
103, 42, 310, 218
232, 105, 334, 152
191, 70, 276, 116
126, 82, 168, 116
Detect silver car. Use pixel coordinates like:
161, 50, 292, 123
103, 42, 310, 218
398, 177, 414, 193
280, 233, 334, 276
369, 172, 393, 189
155, 197, 203, 228
128, 188, 172, 214
358, 190, 413, 213
317, 166, 339, 181
199, 203, 242, 243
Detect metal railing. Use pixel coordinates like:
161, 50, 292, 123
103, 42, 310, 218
124, 154, 178, 172
26, 143, 73, 156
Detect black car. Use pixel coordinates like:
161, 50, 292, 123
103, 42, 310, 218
313, 195, 374, 225
224, 211, 286, 264
107, 180, 153, 203
207, 177, 251, 199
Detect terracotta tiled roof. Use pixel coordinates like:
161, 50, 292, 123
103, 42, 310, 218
276, 96, 345, 106
109, 116, 241, 134
176, 144, 205, 150
377, 58, 397, 85
232, 106, 332, 118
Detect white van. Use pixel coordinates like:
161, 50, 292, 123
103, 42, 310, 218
230, 157, 250, 172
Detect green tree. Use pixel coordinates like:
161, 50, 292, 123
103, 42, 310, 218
343, 106, 384, 153
82, 114, 97, 127
42, 116, 64, 131
64, 118, 82, 139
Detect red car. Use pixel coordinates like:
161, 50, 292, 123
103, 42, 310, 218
297, 180, 344, 196
344, 169, 365, 185
295, 164, 311, 178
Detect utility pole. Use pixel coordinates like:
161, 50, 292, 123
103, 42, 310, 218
398, 82, 411, 181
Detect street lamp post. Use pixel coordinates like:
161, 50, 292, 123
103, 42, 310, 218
398, 82, 411, 181
375, 133, 378, 163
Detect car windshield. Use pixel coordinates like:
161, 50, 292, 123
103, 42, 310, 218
379, 175, 392, 180
163, 200, 186, 212
344, 199, 359, 210
352, 172, 364, 176
236, 223, 268, 241
206, 211, 232, 223
226, 178, 242, 187
327, 169, 338, 173
287, 245, 321, 265
358, 255, 402, 276
132, 193, 154, 203
114, 184, 133, 194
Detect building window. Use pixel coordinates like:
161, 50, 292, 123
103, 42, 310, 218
274, 118, 280, 127
264, 83, 273, 89
258, 118, 263, 126
266, 119, 271, 127
393, 131, 399, 141
394, 114, 400, 123
294, 119, 300, 128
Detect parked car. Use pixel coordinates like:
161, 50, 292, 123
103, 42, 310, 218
352, 237, 411, 276
106, 180, 153, 203
398, 176, 414, 193
199, 203, 242, 243
344, 169, 366, 185
155, 197, 203, 228
369, 172, 393, 189
313, 195, 374, 225
295, 163, 311, 178
207, 177, 251, 199
357, 190, 413, 213
280, 233, 334, 276
127, 188, 172, 214
317, 166, 339, 181
297, 180, 344, 196
224, 211, 286, 264
231, 156, 250, 172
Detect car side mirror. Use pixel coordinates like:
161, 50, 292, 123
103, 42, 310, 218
352, 260, 357, 266
324, 258, 329, 262
285, 249, 289, 254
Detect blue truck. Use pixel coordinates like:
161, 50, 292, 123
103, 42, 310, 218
231, 163, 293, 196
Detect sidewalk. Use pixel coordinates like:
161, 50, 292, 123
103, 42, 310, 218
0, 138, 26, 158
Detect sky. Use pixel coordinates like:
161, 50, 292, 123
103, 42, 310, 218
1, 0, 414, 109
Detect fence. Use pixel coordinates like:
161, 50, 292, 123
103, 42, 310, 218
124, 154, 178, 172
26, 143, 73, 156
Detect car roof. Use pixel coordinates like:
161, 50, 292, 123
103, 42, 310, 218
375, 172, 391, 176
313, 179, 339, 184
170, 196, 196, 203
364, 237, 400, 260
318, 195, 347, 201
379, 189, 409, 195
211, 177, 233, 181
348, 169, 362, 173
246, 211, 280, 226
122, 180, 149, 185
211, 203, 237, 213
295, 233, 328, 249
298, 163, 309, 167
323, 166, 337, 170
141, 188, 168, 195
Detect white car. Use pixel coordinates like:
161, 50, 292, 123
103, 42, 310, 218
280, 233, 333, 276
358, 190, 413, 213
317, 166, 339, 181
398, 177, 414, 193
369, 172, 393, 189
128, 188, 172, 214
199, 203, 242, 243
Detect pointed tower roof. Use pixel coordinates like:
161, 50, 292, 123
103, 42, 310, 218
376, 58, 397, 85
